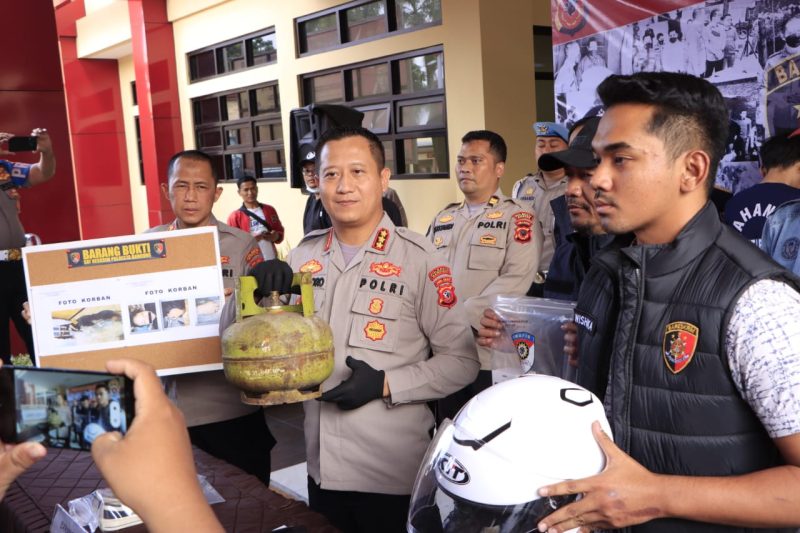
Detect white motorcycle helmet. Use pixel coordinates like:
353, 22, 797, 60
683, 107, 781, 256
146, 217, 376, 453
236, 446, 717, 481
407, 374, 611, 533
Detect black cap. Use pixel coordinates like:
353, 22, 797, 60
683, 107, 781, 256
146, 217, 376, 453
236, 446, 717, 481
298, 143, 316, 165
538, 116, 601, 171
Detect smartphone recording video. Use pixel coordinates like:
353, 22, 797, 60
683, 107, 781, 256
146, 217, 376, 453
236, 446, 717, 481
0, 367, 134, 451
8, 136, 38, 152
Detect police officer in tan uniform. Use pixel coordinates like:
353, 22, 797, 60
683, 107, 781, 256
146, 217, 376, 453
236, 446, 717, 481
148, 150, 274, 485
511, 122, 569, 273
250, 127, 479, 533
0, 128, 54, 363
429, 130, 542, 419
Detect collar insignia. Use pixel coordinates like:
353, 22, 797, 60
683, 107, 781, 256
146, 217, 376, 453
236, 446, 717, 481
372, 228, 390, 251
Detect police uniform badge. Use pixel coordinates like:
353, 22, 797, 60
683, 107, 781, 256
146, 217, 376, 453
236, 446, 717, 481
300, 259, 323, 274
369, 298, 384, 315
663, 321, 699, 374
511, 332, 534, 361
512, 212, 534, 243
782, 237, 799, 261
364, 319, 386, 341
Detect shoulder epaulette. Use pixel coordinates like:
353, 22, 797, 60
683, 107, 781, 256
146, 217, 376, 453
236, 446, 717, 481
395, 226, 436, 252
299, 227, 331, 245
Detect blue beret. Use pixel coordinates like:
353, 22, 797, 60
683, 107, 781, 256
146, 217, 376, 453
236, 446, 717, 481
532, 122, 569, 142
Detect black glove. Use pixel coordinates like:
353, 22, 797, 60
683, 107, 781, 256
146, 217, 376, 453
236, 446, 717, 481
318, 356, 385, 410
248, 259, 293, 298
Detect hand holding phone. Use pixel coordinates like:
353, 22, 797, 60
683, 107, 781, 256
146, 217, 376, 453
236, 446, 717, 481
0, 366, 134, 451
91, 359, 223, 532
0, 363, 47, 503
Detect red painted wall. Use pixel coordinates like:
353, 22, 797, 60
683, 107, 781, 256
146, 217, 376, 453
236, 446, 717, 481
129, 0, 184, 226
56, 0, 136, 240
1, 1, 80, 244
1, 0, 81, 355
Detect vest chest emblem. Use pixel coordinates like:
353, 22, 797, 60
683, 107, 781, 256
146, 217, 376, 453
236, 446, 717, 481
663, 321, 699, 374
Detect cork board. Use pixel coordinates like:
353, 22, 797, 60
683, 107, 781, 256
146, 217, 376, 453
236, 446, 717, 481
23, 227, 226, 375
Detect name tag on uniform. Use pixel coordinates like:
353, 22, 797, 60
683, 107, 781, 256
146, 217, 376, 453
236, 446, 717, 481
574, 310, 596, 334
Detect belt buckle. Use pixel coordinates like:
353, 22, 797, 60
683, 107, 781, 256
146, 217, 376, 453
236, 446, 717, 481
1, 248, 22, 261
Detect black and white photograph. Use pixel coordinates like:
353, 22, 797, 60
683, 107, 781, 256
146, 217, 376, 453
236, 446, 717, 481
715, 161, 763, 193
552, 0, 797, 189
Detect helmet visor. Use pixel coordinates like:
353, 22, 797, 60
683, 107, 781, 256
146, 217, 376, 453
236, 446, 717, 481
407, 420, 576, 533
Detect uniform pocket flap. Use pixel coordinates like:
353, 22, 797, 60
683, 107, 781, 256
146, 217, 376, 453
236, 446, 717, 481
350, 290, 403, 320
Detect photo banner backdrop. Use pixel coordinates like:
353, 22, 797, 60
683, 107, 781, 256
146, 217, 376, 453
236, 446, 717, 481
550, 0, 800, 193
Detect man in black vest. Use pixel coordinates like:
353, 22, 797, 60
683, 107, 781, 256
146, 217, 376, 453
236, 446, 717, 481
482, 72, 800, 532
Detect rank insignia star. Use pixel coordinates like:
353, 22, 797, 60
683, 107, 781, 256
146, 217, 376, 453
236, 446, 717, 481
372, 228, 390, 251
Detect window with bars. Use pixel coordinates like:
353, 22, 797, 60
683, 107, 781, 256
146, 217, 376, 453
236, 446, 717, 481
297, 0, 442, 56
188, 28, 277, 82
192, 82, 285, 181
301, 46, 448, 178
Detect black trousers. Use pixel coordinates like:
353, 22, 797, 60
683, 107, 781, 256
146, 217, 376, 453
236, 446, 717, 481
308, 477, 411, 533
704, 58, 724, 77
436, 369, 493, 423
188, 410, 275, 485
0, 260, 34, 364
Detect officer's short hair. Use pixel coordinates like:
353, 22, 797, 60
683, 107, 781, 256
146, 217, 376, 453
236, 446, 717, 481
167, 150, 219, 184
597, 72, 728, 195
461, 130, 507, 163
780, 12, 800, 33
760, 133, 800, 172
236, 175, 257, 189
315, 126, 385, 170
95, 383, 109, 394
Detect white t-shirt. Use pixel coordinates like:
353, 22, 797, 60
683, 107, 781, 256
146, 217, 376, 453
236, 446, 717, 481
246, 207, 276, 260
726, 279, 800, 438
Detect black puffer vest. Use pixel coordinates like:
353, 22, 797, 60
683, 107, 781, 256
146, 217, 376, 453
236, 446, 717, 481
575, 203, 800, 533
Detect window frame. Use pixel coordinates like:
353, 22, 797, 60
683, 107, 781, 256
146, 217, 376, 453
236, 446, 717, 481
187, 27, 277, 83
296, 0, 442, 58
192, 81, 286, 182
301, 45, 448, 180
